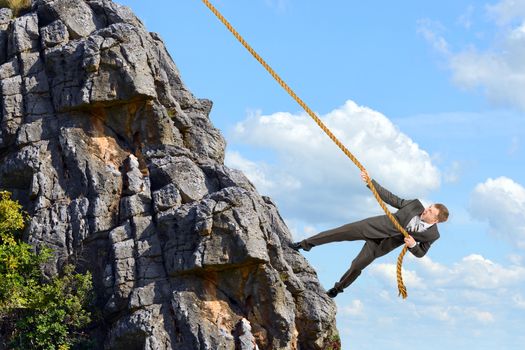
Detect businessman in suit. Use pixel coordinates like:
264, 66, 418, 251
290, 170, 449, 298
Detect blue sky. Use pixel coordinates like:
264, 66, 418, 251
118, 1, 525, 349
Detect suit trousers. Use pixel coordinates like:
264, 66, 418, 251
301, 219, 383, 292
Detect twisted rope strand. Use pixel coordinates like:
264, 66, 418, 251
201, 0, 410, 298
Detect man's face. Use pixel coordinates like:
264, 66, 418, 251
421, 205, 440, 224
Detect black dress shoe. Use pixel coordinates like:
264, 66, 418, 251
289, 242, 302, 251
327, 288, 340, 298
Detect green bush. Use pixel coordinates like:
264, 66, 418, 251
325, 333, 342, 350
0, 191, 94, 350
0, 0, 32, 17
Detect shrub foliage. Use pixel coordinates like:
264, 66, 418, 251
0, 0, 32, 17
0, 191, 93, 350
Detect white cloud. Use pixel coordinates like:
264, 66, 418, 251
378, 289, 392, 301
465, 308, 495, 323
341, 299, 365, 317
424, 305, 454, 322
469, 177, 525, 248
427, 306, 495, 325
509, 253, 523, 265
487, 0, 525, 25
423, 305, 495, 324
512, 293, 525, 309
409, 253, 525, 289
508, 136, 520, 155
303, 225, 318, 237
224, 151, 273, 192
281, 219, 320, 241
449, 46, 525, 110
370, 263, 425, 290
458, 5, 475, 29
417, 255, 448, 275
443, 161, 462, 183
224, 151, 301, 194
417, 19, 450, 54
420, 0, 525, 111
229, 100, 441, 225
449, 254, 525, 289
377, 316, 397, 326
369, 253, 525, 298
360, 253, 522, 329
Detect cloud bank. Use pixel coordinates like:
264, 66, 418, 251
226, 100, 441, 226
469, 176, 525, 249
367, 253, 525, 326
419, 0, 525, 111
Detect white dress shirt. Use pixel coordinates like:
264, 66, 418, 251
405, 215, 432, 248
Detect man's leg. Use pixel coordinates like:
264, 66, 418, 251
297, 220, 367, 251
328, 240, 377, 297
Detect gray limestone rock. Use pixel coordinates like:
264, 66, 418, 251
0, 58, 20, 79
40, 19, 69, 48
236, 318, 259, 350
8, 13, 40, 56
86, 0, 144, 29
152, 183, 182, 212
0, 1, 339, 349
1, 74, 22, 96
0, 9, 12, 65
37, 0, 99, 39
0, 8, 12, 26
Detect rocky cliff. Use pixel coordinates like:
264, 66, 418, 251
0, 1, 338, 349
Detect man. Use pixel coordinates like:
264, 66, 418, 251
290, 170, 449, 298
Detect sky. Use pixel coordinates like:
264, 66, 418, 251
117, 1, 525, 349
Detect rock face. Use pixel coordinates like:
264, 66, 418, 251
0, 1, 338, 349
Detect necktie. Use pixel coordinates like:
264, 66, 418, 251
407, 216, 426, 232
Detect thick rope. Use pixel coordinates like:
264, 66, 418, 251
200, 0, 410, 298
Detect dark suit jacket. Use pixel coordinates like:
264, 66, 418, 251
365, 179, 440, 258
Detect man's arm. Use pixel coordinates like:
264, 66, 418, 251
407, 240, 432, 258
404, 235, 434, 258
361, 170, 409, 209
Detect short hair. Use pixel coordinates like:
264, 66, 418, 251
434, 203, 449, 223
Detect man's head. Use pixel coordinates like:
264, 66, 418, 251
421, 203, 449, 224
